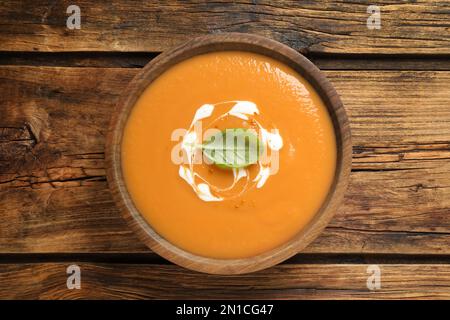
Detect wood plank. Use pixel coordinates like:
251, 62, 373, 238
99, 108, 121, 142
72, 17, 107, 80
0, 66, 146, 253
1, 263, 450, 299
0, 0, 449, 54
1, 66, 450, 254
2, 53, 450, 71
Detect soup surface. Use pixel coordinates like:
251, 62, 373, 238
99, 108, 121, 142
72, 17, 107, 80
122, 51, 336, 259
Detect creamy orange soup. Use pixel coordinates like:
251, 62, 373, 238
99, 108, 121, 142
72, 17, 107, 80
122, 51, 336, 259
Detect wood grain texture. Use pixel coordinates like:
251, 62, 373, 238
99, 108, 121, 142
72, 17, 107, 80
1, 263, 450, 299
1, 65, 450, 254
0, 0, 449, 54
2, 53, 450, 70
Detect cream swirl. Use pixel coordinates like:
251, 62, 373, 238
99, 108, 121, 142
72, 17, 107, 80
178, 100, 283, 202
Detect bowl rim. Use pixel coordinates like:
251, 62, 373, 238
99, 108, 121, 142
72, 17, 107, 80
105, 32, 352, 275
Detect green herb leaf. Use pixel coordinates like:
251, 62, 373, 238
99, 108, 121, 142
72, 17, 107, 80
202, 128, 263, 169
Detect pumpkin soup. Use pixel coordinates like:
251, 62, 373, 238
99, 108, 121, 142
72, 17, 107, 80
122, 51, 336, 259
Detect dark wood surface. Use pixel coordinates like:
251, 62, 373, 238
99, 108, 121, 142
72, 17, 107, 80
0, 0, 449, 299
2, 262, 450, 299
0, 0, 448, 54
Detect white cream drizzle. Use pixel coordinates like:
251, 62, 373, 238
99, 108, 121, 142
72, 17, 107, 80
178, 100, 283, 202
191, 103, 214, 125
228, 101, 259, 120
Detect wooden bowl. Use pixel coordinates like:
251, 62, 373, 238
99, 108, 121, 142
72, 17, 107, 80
106, 33, 352, 274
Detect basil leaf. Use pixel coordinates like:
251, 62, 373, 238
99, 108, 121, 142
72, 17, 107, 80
202, 128, 263, 169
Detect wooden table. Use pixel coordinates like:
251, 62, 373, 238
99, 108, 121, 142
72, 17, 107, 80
0, 0, 449, 299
